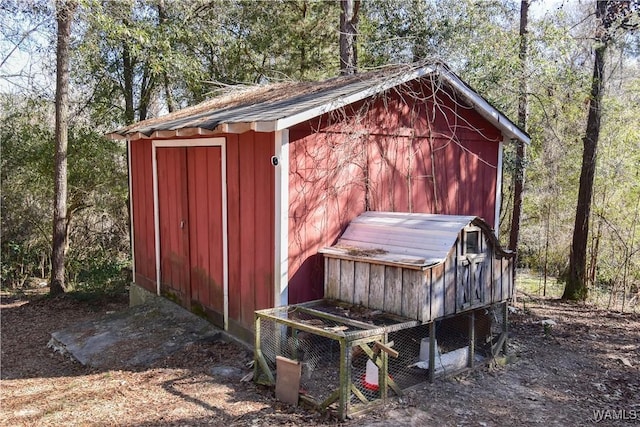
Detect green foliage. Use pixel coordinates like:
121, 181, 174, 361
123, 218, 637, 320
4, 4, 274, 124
517, 271, 565, 299
0, 93, 130, 292
1, 96, 54, 287
589, 74, 640, 292
68, 255, 130, 300
2, 0, 639, 309
73, 0, 340, 124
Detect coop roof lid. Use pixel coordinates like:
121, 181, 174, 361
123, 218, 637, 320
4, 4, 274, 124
319, 211, 512, 270
108, 62, 530, 144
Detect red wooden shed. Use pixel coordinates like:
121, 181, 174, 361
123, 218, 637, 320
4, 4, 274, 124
110, 63, 530, 342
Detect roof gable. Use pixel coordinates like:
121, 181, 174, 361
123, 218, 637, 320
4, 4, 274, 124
111, 63, 530, 144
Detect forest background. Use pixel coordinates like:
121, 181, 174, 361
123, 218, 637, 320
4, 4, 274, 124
1, 0, 639, 311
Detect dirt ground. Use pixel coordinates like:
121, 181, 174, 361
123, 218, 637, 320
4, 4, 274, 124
1, 291, 639, 426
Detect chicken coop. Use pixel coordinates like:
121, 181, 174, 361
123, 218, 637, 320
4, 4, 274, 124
254, 212, 514, 419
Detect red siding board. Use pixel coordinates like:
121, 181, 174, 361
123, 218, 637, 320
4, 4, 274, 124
130, 134, 275, 335
155, 150, 167, 287
207, 147, 224, 311
157, 147, 190, 303
131, 143, 142, 283
187, 146, 224, 313
253, 132, 275, 312
187, 152, 201, 305
130, 139, 156, 291
238, 132, 257, 328
287, 78, 502, 303
226, 135, 242, 323
288, 129, 365, 303
230, 131, 275, 329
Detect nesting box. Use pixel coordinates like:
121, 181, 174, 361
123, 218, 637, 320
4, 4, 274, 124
319, 212, 514, 322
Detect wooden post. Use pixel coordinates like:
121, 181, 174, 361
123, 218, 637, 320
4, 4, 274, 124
429, 321, 436, 383
338, 338, 351, 420
254, 314, 275, 384
292, 328, 299, 359
468, 311, 475, 368
379, 335, 389, 402
254, 314, 261, 380
502, 301, 509, 355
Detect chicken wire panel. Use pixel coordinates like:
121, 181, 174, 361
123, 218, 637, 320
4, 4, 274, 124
255, 301, 508, 419
387, 324, 432, 389
386, 307, 508, 387
255, 307, 346, 404
487, 302, 509, 357
386, 319, 475, 389
347, 339, 389, 408
255, 301, 419, 418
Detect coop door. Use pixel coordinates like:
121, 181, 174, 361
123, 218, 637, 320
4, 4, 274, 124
457, 228, 485, 309
155, 142, 227, 328
156, 147, 191, 301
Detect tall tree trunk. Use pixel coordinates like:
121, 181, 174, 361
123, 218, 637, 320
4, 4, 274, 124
122, 41, 135, 124
139, 63, 153, 121
157, 0, 175, 113
508, 0, 529, 271
50, 0, 77, 296
563, 0, 609, 300
339, 0, 359, 75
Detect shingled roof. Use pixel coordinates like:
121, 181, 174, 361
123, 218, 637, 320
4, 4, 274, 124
109, 63, 530, 144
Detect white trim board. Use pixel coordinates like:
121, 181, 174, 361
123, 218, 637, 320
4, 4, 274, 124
273, 130, 290, 307
439, 69, 530, 144
494, 139, 505, 237
151, 137, 229, 330
126, 140, 136, 282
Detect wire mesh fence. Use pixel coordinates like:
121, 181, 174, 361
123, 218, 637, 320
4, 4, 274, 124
254, 300, 509, 420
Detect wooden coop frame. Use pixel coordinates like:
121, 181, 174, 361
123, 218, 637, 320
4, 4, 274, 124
254, 300, 417, 418
254, 212, 514, 419
254, 299, 509, 420
319, 211, 515, 322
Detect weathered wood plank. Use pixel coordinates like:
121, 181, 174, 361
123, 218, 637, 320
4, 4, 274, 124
255, 349, 275, 385
431, 263, 445, 319
498, 258, 507, 301
457, 261, 467, 311
505, 258, 513, 300
297, 306, 378, 330
351, 383, 369, 404
339, 260, 355, 304
341, 224, 456, 249
493, 258, 502, 302
353, 262, 370, 306
482, 257, 491, 305
384, 266, 402, 315
325, 257, 340, 300
417, 269, 429, 322
401, 269, 420, 320
444, 253, 456, 316
319, 249, 429, 270
352, 212, 475, 231
368, 264, 385, 310
335, 237, 446, 260
492, 258, 501, 304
